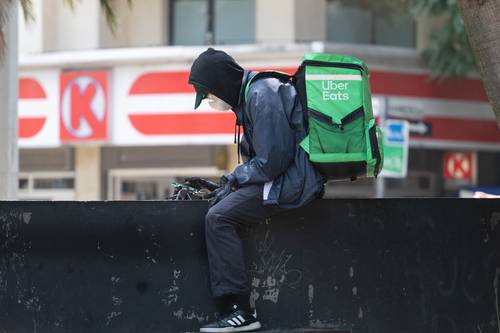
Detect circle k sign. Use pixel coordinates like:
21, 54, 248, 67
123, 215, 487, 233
443, 152, 476, 181
60, 71, 109, 142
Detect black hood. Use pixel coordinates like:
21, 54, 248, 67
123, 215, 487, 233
188, 48, 244, 108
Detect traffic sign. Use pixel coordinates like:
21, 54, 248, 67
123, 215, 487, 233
380, 119, 410, 178
408, 120, 432, 136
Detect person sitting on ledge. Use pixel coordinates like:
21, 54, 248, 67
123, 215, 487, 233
188, 48, 325, 333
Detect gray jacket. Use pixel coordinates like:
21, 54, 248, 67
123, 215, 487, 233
232, 71, 325, 208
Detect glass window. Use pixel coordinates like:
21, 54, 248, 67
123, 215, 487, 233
327, 2, 372, 44
374, 14, 415, 47
326, 0, 415, 48
215, 0, 255, 45
34, 178, 75, 190
120, 180, 158, 200
19, 178, 29, 190
171, 0, 255, 45
172, 0, 208, 45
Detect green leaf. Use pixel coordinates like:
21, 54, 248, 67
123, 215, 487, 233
100, 0, 117, 33
20, 0, 34, 23
411, 0, 477, 78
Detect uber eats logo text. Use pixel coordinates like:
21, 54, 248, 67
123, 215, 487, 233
321, 80, 349, 101
307, 73, 362, 102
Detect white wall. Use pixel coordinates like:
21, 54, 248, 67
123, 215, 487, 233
295, 0, 326, 42
44, 0, 101, 51
75, 146, 101, 200
256, 0, 295, 43
19, 0, 167, 54
416, 15, 447, 51
100, 0, 167, 49
18, 0, 44, 55
256, 0, 326, 44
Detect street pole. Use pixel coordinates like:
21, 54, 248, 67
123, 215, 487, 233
375, 96, 387, 198
0, 1, 18, 200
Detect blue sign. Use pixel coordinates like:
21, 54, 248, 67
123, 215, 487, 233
386, 123, 405, 143
380, 119, 410, 178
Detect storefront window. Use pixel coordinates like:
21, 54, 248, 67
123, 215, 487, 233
326, 0, 415, 48
34, 178, 75, 190
19, 178, 29, 190
107, 168, 224, 200
171, 0, 255, 45
18, 172, 76, 201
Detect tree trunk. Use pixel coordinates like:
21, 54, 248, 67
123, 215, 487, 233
0, 1, 12, 60
457, 0, 500, 128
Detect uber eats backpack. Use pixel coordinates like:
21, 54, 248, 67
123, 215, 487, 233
244, 53, 384, 181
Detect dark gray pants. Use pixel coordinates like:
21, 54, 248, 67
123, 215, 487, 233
205, 185, 283, 297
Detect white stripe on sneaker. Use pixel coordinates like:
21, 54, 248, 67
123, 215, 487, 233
227, 319, 237, 326
237, 315, 245, 323
232, 317, 241, 325
234, 321, 261, 332
200, 321, 262, 332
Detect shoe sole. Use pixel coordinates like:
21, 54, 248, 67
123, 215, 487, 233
200, 321, 261, 332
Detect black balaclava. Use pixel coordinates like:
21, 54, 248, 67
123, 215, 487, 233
188, 48, 244, 109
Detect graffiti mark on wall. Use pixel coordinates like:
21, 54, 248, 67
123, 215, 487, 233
494, 267, 500, 332
172, 307, 209, 322
107, 275, 123, 326
0, 210, 39, 332
308, 284, 314, 318
161, 269, 182, 306
491, 213, 500, 232
96, 240, 116, 260
105, 311, 122, 326
249, 230, 303, 307
136, 223, 162, 264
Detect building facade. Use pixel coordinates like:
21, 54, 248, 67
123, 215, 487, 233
17, 0, 500, 200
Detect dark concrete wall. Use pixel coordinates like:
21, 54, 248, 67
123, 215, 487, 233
0, 199, 499, 333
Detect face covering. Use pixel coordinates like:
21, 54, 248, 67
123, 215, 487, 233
206, 94, 232, 111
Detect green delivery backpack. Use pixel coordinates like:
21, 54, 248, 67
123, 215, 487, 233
245, 53, 384, 181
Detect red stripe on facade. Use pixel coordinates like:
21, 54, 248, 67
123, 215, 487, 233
128, 68, 487, 102
128, 113, 235, 135
370, 71, 488, 102
129, 72, 194, 95
413, 117, 500, 142
18, 118, 46, 138
19, 78, 46, 99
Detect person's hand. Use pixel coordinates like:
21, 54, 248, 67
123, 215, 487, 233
208, 174, 237, 207
185, 177, 204, 188
185, 177, 219, 191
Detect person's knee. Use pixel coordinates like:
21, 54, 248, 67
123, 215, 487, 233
205, 207, 218, 225
206, 203, 236, 231
205, 206, 224, 233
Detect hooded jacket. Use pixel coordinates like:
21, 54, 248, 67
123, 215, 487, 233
188, 48, 244, 108
189, 49, 324, 208
233, 70, 324, 207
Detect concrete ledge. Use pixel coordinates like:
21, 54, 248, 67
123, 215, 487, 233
1, 199, 499, 333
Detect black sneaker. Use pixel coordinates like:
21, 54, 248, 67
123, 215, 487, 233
200, 306, 261, 332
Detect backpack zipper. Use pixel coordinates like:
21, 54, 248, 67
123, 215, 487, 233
302, 60, 365, 73
309, 107, 364, 130
310, 109, 344, 130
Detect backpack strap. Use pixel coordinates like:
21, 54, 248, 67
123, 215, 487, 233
243, 71, 292, 102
